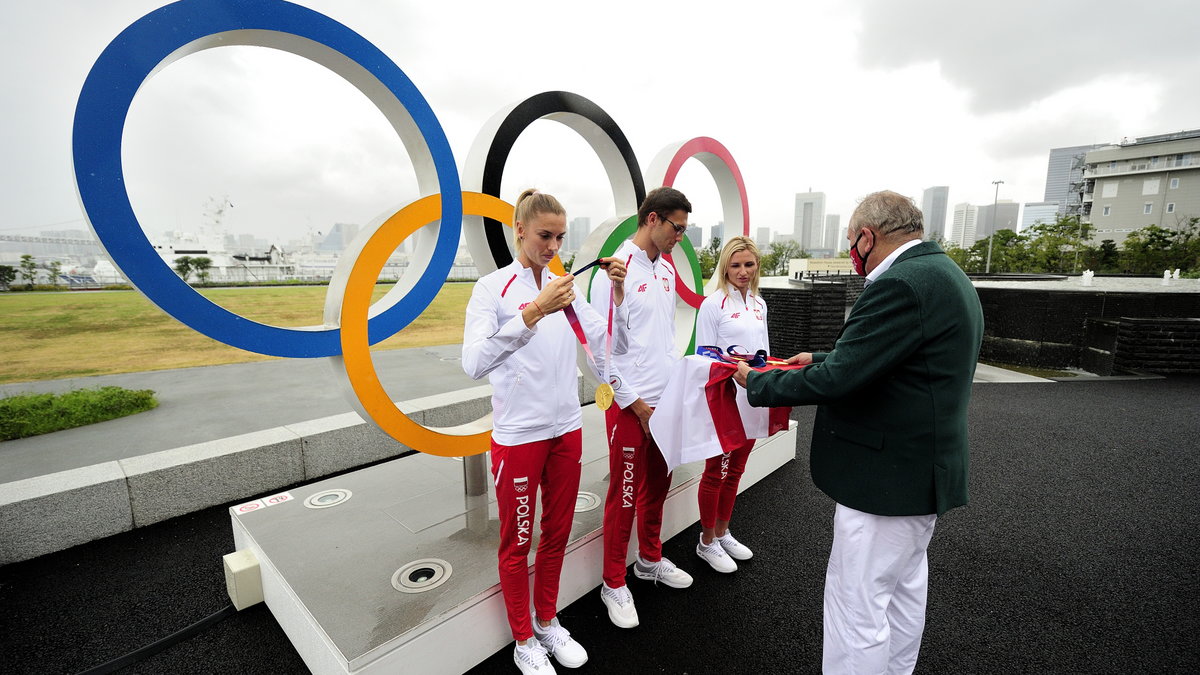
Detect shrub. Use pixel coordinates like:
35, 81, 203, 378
0, 386, 158, 440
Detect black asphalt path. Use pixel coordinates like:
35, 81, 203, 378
3, 377, 1198, 674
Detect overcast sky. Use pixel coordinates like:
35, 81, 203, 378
4, 0, 1199, 250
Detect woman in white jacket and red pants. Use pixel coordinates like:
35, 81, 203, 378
692, 235, 770, 573
462, 189, 631, 675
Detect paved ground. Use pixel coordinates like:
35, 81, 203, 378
0, 344, 479, 481
3, 376, 1197, 674
0, 356, 1044, 483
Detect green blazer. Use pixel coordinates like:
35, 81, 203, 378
747, 240, 983, 516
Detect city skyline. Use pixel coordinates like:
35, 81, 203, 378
4, 1, 1198, 256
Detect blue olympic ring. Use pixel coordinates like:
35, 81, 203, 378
72, 0, 463, 358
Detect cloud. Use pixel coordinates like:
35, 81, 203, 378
855, 0, 1200, 115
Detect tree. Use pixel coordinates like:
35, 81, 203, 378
47, 260, 62, 287
1095, 240, 1120, 271
0, 265, 15, 291
966, 229, 1028, 273
943, 242, 971, 272
172, 256, 194, 282
760, 240, 805, 276
191, 257, 213, 284
698, 236, 722, 279
18, 254, 37, 289
1120, 220, 1199, 275
1011, 215, 1094, 273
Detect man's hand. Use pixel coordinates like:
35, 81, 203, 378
734, 362, 751, 388
787, 352, 814, 366
627, 397, 653, 436
601, 257, 627, 307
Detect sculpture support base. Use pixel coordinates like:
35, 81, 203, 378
229, 406, 797, 674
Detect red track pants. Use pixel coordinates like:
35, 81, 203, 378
602, 405, 672, 588
697, 438, 754, 529
491, 429, 583, 641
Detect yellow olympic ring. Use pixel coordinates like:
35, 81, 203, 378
337, 192, 565, 457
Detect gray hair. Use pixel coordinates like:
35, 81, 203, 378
850, 191, 924, 238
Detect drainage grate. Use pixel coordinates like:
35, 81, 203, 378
303, 489, 353, 509
392, 559, 453, 594
575, 491, 601, 512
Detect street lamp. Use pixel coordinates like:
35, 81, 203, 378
985, 179, 1004, 274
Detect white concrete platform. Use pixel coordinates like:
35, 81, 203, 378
973, 363, 1054, 383
229, 405, 797, 674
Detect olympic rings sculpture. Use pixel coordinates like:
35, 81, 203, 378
72, 0, 751, 457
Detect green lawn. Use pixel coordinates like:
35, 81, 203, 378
0, 283, 472, 384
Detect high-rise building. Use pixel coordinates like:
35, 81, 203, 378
1045, 144, 1108, 215
824, 214, 842, 251
756, 227, 771, 247
1021, 202, 1060, 232
316, 223, 359, 252
976, 200, 1020, 240
685, 225, 703, 248
921, 186, 949, 240
1080, 128, 1200, 244
949, 203, 978, 248
710, 221, 725, 246
793, 191, 826, 251
567, 217, 590, 253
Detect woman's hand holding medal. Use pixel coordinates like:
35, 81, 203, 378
522, 274, 576, 327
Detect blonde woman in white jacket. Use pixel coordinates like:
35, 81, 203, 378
462, 189, 629, 675
692, 235, 769, 573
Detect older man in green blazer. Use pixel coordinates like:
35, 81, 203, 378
734, 191, 983, 675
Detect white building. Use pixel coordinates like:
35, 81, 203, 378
756, 227, 771, 247
949, 203, 978, 249
825, 214, 843, 252
793, 191, 826, 252
921, 186, 949, 241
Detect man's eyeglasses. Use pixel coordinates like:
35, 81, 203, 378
661, 215, 688, 235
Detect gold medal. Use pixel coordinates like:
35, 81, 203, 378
595, 382, 615, 410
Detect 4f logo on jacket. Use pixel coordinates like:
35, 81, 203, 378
514, 476, 531, 545
637, 283, 648, 293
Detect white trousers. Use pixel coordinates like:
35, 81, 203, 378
823, 503, 938, 675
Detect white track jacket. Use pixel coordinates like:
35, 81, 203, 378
694, 287, 772, 439
590, 240, 679, 407
463, 260, 634, 446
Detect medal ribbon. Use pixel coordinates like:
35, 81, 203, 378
562, 279, 613, 384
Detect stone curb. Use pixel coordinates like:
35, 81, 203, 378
0, 384, 497, 565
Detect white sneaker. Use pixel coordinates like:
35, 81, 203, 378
717, 531, 754, 560
633, 555, 694, 588
599, 583, 639, 628
533, 617, 588, 668
514, 639, 556, 674
696, 535, 738, 573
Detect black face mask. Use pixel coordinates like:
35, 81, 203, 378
850, 231, 873, 277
